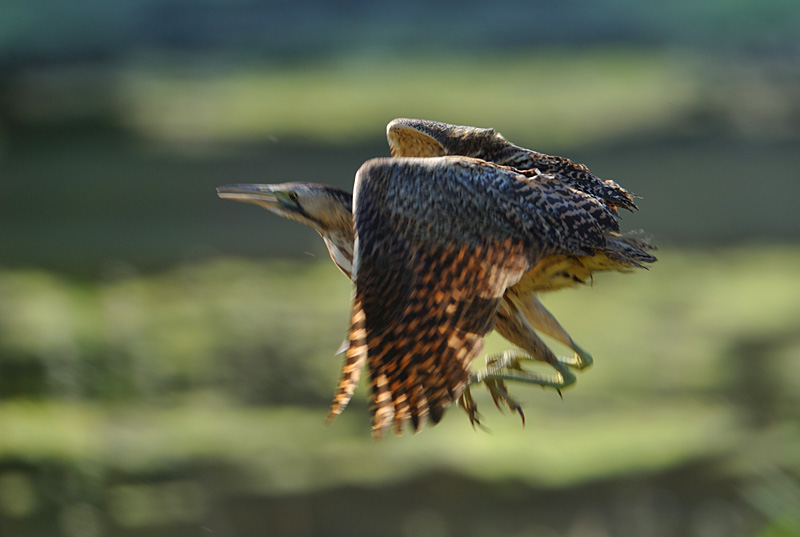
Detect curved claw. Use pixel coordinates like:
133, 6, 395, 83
464, 347, 583, 429
458, 386, 489, 431
484, 378, 526, 427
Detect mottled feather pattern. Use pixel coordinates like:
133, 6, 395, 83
371, 157, 619, 263
326, 294, 367, 422
514, 171, 618, 255
349, 158, 534, 437
601, 232, 657, 268
387, 118, 638, 212
360, 239, 527, 437
505, 152, 637, 213
337, 156, 643, 437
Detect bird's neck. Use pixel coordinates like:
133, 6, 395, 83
323, 230, 355, 279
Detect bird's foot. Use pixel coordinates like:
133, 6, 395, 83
558, 343, 594, 371
459, 379, 525, 429
458, 386, 488, 430
462, 349, 583, 428
483, 376, 526, 426
472, 350, 577, 391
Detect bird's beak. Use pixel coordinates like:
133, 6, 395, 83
216, 184, 280, 210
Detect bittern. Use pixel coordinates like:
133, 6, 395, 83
216, 181, 651, 421
218, 120, 655, 437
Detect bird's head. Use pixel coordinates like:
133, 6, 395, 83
386, 118, 511, 161
216, 182, 352, 235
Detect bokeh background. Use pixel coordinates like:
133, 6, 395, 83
1, 1, 799, 536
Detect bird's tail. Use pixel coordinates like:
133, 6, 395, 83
513, 232, 656, 295
601, 231, 658, 269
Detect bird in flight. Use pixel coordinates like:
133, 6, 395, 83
218, 119, 655, 438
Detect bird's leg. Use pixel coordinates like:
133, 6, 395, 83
460, 296, 584, 425
517, 295, 593, 370
494, 297, 587, 377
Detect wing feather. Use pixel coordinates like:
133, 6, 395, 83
327, 156, 642, 435
387, 118, 638, 212
332, 156, 628, 437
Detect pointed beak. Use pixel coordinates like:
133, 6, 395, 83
217, 184, 280, 209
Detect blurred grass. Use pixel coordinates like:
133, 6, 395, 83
118, 49, 701, 148
1, 246, 798, 495
0, 398, 742, 492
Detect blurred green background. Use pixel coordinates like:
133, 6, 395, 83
1, 1, 799, 536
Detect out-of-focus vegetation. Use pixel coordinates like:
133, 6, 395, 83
1, 250, 799, 535
2, 0, 800, 536
118, 51, 700, 146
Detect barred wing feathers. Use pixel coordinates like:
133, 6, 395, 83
328, 156, 617, 437
387, 118, 638, 212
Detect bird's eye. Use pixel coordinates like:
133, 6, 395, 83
288, 192, 299, 204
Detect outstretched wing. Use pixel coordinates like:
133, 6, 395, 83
387, 118, 638, 212
327, 156, 614, 438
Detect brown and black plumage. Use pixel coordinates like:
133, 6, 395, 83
334, 156, 625, 437
386, 119, 654, 374
217, 119, 656, 437
387, 118, 637, 212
